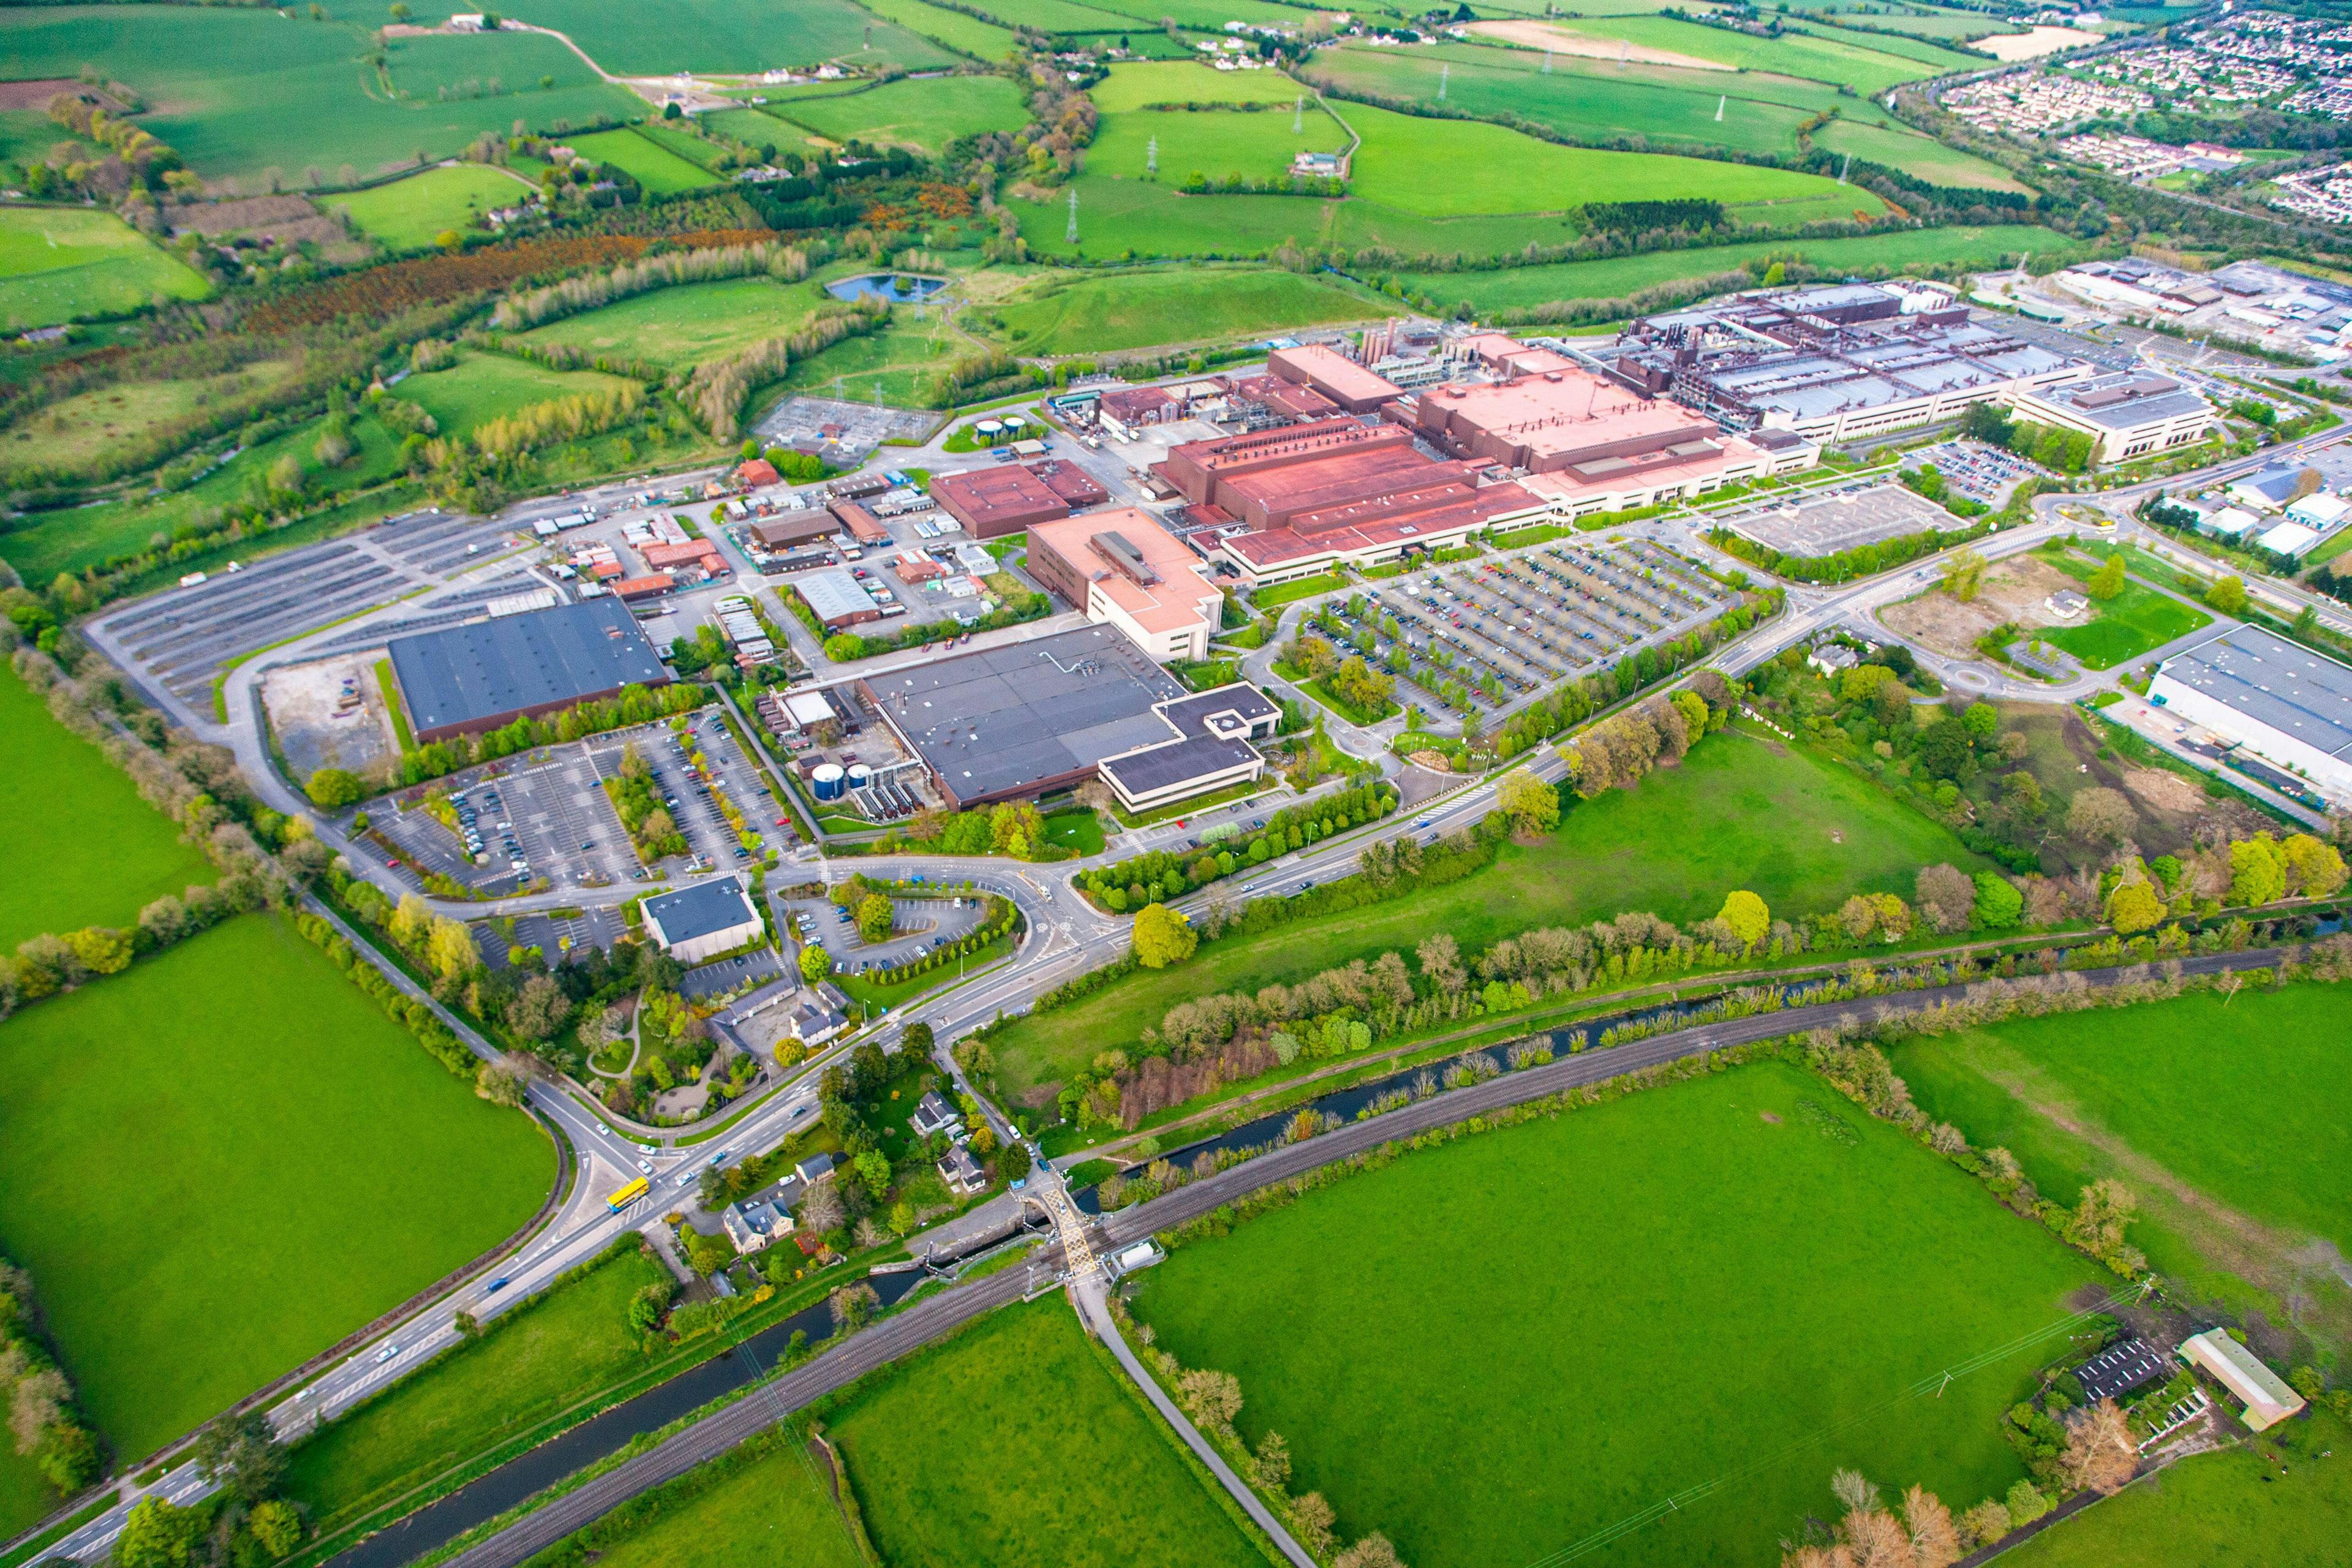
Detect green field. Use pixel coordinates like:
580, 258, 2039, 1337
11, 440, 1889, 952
2000, 1405, 2352, 1568
1088, 102, 1349, 185
990, 727, 1984, 1104
0, 916, 552, 1466
2040, 552, 2213, 670
398, 350, 641, 439
986, 266, 1374, 354
563, 127, 722, 195
0, 205, 211, 330
827, 1298, 1266, 1568
516, 1427, 865, 1568
325, 162, 538, 251
0, 352, 302, 478
284, 1245, 672, 1540
1893, 984, 2352, 1340
1490, 13, 1969, 96
1093, 60, 1316, 111
771, 74, 1030, 153
0, 7, 644, 186
0, 665, 214, 952
1131, 1058, 2098, 1568
1395, 225, 2088, 314
400, 0, 959, 74
856, 0, 1020, 59
0, 405, 413, 579
766, 307, 971, 404
518, 274, 826, 371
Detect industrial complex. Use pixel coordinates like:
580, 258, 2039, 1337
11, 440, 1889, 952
2150, 625, 2352, 806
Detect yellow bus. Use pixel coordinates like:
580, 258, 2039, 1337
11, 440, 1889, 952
606, 1177, 649, 1213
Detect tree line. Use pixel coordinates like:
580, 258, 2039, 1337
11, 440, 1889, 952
1077, 782, 1398, 913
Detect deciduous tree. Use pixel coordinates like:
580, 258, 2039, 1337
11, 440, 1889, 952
2065, 786, 2136, 846
1496, 769, 1561, 836
1716, 889, 1770, 951
2086, 555, 2126, 601
1131, 902, 1197, 968
2059, 1398, 2138, 1495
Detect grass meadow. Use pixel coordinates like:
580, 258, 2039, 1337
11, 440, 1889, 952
562, 129, 722, 195
1393, 225, 2088, 313
283, 1246, 672, 1541
0, 206, 211, 330
826, 1298, 1268, 1568
0, 916, 552, 1466
1130, 1059, 2100, 1568
990, 728, 1983, 1104
1999, 1404, 2352, 1568
0, 352, 302, 477
0, 7, 643, 186
1498, 13, 1969, 95
855, 0, 1020, 60
985, 266, 1376, 354
397, 350, 641, 439
399, 0, 957, 74
2038, 550, 2213, 670
772, 74, 1031, 152
324, 164, 538, 251
0, 407, 415, 580
0, 665, 214, 951
1892, 984, 2352, 1341
513, 1427, 865, 1568
1091, 60, 1314, 111
517, 274, 823, 370
1089, 103, 1351, 185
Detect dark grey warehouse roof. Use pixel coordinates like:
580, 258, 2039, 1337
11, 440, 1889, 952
869, 625, 1189, 799
386, 599, 665, 733
644, 876, 761, 945
1099, 734, 1261, 797
2158, 625, 2352, 761
1159, 684, 1280, 738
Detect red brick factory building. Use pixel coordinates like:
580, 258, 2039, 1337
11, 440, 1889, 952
1266, 343, 1404, 414
931, 460, 1109, 539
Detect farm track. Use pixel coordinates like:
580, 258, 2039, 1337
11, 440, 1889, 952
439, 943, 2307, 1568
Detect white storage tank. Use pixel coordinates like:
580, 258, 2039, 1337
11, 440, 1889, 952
811, 763, 846, 802
846, 763, 873, 791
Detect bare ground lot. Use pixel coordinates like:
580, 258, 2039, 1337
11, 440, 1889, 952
1878, 554, 2081, 658
264, 652, 398, 780
1469, 18, 1730, 70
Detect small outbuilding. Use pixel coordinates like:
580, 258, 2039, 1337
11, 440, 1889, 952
2179, 1329, 2305, 1431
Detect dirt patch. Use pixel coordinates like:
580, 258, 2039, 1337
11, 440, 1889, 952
2120, 767, 2204, 816
1469, 18, 1732, 70
0, 79, 119, 111
1878, 556, 2082, 659
1406, 750, 1452, 772
1758, 1110, 1782, 1124
262, 651, 398, 781
1971, 24, 2102, 60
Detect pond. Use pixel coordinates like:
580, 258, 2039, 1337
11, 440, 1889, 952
824, 273, 946, 304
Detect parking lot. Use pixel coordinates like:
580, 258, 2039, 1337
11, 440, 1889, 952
1716, 480, 1955, 559
472, 907, 633, 968
1909, 439, 2043, 507
779, 892, 990, 976
1309, 540, 1734, 718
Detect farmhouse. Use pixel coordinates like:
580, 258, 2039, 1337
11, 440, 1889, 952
2149, 625, 2352, 805
2005, 371, 2215, 464
641, 876, 766, 965
1160, 418, 1548, 584
1026, 508, 1225, 662
2179, 1329, 2305, 1431
1266, 343, 1403, 413
859, 624, 1277, 811
383, 598, 669, 746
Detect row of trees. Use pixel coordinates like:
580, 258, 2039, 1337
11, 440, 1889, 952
383, 680, 705, 789
488, 239, 812, 331
1, 1256, 99, 1494
1558, 671, 1734, 797
872, 799, 1052, 860
1077, 782, 1398, 913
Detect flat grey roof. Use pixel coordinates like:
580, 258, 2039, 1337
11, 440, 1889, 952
386, 598, 665, 733
2037, 371, 2210, 430
644, 876, 761, 946
1099, 734, 1260, 796
2159, 625, 2352, 761
794, 567, 873, 624
1159, 683, 1280, 737
872, 625, 1189, 800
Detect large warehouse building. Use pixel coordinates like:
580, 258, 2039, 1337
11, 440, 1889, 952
931, 462, 1101, 538
1159, 418, 1550, 584
2005, 371, 2216, 464
385, 598, 669, 746
1266, 343, 1404, 414
2149, 625, 2352, 806
1026, 508, 1225, 663
641, 876, 766, 965
858, 624, 1278, 811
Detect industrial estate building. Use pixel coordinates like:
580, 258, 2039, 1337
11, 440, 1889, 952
2005, 371, 2218, 463
1266, 342, 1404, 413
641, 876, 766, 964
1159, 417, 1550, 584
2149, 625, 2352, 805
1026, 508, 1226, 662
857, 624, 1278, 811
930, 461, 1104, 538
1597, 282, 2103, 445
384, 599, 669, 746
794, 567, 886, 632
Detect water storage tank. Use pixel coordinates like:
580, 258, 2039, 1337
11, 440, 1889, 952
1001, 412, 1028, 431
811, 763, 846, 802
974, 418, 1003, 442
846, 763, 873, 791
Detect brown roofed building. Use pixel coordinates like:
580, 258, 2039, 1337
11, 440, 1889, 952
1225, 373, 1338, 423
828, 500, 891, 545
612, 573, 677, 603
750, 512, 836, 552
1096, 385, 1181, 435
1266, 343, 1403, 414
1029, 459, 1108, 508
735, 457, 782, 488
640, 538, 725, 575
931, 463, 1080, 539
1027, 507, 1224, 662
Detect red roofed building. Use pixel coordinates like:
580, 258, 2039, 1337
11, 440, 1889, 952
1096, 385, 1181, 437
641, 538, 725, 575
612, 573, 677, 603
1028, 459, 1108, 508
931, 462, 1086, 539
1266, 343, 1403, 414
1027, 508, 1224, 662
735, 457, 782, 488
1161, 417, 1549, 584
828, 500, 891, 545
1226, 374, 1338, 423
